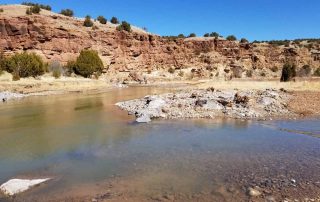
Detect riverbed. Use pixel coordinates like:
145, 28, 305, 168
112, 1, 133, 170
0, 87, 319, 201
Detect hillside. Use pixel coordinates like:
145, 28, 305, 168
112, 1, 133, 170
1, 4, 320, 82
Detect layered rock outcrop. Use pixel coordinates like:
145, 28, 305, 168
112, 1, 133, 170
1, 5, 319, 79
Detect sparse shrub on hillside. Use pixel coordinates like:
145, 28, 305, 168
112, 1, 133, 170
60, 9, 74, 17
246, 70, 253, 77
226, 35, 237, 41
240, 38, 249, 43
298, 65, 312, 77
64, 60, 76, 76
168, 67, 175, 74
0, 8, 4, 12
92, 25, 99, 30
270, 66, 278, 72
232, 67, 243, 78
188, 33, 196, 37
22, 2, 51, 11
116, 21, 131, 32
210, 32, 219, 38
314, 68, 320, 77
178, 71, 184, 77
97, 16, 107, 24
4, 52, 46, 78
260, 72, 266, 77
178, 34, 185, 38
49, 60, 63, 79
73, 50, 104, 78
83, 15, 94, 27
26, 8, 32, 15
29, 5, 40, 14
204, 33, 210, 37
280, 63, 296, 82
110, 17, 119, 24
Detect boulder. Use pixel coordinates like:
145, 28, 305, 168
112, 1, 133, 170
0, 178, 50, 196
136, 114, 151, 123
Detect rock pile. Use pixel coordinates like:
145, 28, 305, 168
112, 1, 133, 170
116, 89, 293, 122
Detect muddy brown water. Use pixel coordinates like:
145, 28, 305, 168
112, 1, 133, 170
0, 87, 319, 201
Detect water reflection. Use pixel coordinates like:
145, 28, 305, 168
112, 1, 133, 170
0, 88, 319, 201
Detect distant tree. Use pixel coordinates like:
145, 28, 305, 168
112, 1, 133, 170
83, 15, 94, 27
204, 33, 210, 37
142, 27, 148, 32
314, 68, 320, 77
110, 17, 119, 24
21, 2, 51, 11
97, 16, 107, 24
73, 50, 104, 78
116, 21, 131, 32
188, 33, 196, 37
30, 4, 41, 14
240, 38, 249, 43
178, 34, 185, 38
209, 32, 219, 38
60, 9, 74, 17
226, 35, 237, 41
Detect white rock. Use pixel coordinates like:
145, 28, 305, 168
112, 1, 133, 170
0, 91, 26, 102
148, 98, 166, 109
247, 187, 261, 197
136, 114, 151, 123
0, 178, 50, 196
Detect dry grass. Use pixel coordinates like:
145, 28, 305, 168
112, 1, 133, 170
195, 79, 320, 92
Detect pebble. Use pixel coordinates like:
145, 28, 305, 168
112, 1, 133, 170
247, 187, 262, 197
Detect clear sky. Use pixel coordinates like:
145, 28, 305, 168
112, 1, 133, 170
1, 0, 319, 41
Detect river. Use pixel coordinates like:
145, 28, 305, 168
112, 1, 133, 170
0, 87, 319, 201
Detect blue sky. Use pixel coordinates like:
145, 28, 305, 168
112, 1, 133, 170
1, 0, 319, 41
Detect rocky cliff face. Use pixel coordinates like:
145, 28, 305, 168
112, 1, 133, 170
1, 5, 319, 80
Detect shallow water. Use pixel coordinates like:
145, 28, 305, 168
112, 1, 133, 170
0, 87, 319, 201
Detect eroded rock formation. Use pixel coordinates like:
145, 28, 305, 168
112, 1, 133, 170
1, 5, 319, 79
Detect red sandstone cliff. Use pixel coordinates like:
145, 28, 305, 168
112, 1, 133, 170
1, 5, 319, 80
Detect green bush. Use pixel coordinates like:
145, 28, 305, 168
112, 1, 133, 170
0, 8, 4, 12
83, 15, 94, 27
226, 35, 237, 41
188, 33, 196, 37
280, 63, 296, 82
73, 50, 104, 78
22, 2, 51, 11
97, 16, 107, 24
110, 17, 119, 24
204, 33, 210, 37
168, 67, 175, 74
30, 5, 41, 14
60, 9, 74, 17
210, 32, 219, 38
240, 38, 249, 43
117, 21, 131, 32
4, 52, 46, 78
314, 68, 320, 77
177, 34, 185, 38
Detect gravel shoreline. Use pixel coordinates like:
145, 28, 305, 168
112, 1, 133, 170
116, 88, 296, 122
0, 91, 27, 102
